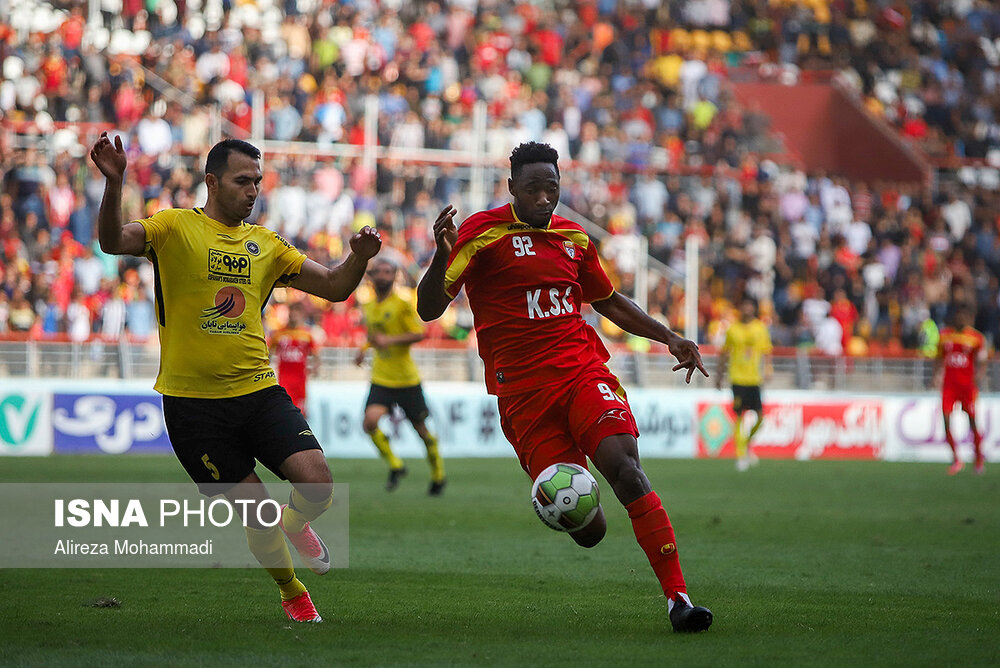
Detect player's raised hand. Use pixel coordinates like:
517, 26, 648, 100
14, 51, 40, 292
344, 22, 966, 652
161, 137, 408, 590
350, 226, 382, 260
669, 336, 710, 384
90, 131, 127, 180
433, 205, 458, 255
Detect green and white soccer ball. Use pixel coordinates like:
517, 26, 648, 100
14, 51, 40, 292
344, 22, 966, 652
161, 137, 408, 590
531, 463, 601, 532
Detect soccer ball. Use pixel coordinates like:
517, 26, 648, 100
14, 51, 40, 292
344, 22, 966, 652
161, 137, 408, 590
531, 463, 601, 533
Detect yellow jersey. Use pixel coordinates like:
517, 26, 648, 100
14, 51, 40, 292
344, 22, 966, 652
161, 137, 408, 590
137, 208, 306, 398
723, 319, 772, 386
361, 291, 423, 388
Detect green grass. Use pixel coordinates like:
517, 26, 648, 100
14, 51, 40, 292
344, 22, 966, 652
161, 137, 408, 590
1, 456, 998, 667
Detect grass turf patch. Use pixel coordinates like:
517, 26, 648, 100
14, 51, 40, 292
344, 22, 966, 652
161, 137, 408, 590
0, 456, 997, 667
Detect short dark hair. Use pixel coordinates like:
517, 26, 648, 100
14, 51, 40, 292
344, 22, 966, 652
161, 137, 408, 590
509, 141, 559, 180
205, 139, 261, 178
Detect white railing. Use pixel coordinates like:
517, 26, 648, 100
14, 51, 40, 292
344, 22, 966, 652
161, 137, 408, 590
1, 339, 995, 393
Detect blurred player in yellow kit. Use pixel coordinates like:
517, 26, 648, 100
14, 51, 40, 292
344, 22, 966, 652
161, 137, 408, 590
355, 258, 446, 495
716, 297, 772, 471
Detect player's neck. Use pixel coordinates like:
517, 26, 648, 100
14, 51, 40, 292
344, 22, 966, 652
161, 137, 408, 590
201, 202, 243, 227
375, 287, 392, 301
511, 203, 550, 229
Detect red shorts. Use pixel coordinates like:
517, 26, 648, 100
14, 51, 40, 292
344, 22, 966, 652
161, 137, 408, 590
281, 380, 307, 414
497, 366, 639, 480
942, 384, 977, 417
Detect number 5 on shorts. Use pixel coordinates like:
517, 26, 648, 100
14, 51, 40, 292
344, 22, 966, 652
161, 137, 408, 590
598, 382, 624, 404
202, 453, 220, 480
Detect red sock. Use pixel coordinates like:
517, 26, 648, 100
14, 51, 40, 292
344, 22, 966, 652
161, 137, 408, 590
626, 491, 686, 600
944, 431, 958, 461
972, 428, 983, 461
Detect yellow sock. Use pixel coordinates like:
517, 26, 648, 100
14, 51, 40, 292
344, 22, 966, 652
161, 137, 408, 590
245, 525, 306, 601
282, 487, 333, 534
423, 433, 445, 483
734, 417, 747, 459
747, 416, 764, 444
371, 428, 404, 470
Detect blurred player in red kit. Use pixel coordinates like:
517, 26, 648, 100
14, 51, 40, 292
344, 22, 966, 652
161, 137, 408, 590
934, 303, 987, 475
416, 142, 713, 633
270, 302, 319, 415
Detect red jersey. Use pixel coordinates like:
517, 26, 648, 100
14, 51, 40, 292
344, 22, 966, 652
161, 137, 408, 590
271, 327, 315, 389
445, 204, 615, 396
938, 326, 985, 389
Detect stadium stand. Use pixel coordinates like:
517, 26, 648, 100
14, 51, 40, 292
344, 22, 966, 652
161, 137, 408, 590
1, 0, 998, 383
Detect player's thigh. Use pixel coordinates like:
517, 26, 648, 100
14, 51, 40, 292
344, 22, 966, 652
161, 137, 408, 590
362, 402, 390, 431
960, 386, 978, 419
498, 391, 582, 480
284, 382, 307, 413
395, 385, 431, 425
731, 388, 744, 414
244, 385, 324, 481
162, 395, 255, 494
733, 385, 762, 415
364, 384, 395, 424
566, 368, 639, 459
942, 387, 958, 419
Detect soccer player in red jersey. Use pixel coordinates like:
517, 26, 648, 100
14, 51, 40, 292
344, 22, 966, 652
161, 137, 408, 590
270, 302, 319, 414
416, 142, 713, 633
934, 304, 987, 475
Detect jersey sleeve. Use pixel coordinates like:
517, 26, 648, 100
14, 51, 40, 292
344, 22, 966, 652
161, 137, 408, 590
578, 239, 615, 303
269, 230, 308, 285
135, 209, 177, 256
444, 213, 489, 298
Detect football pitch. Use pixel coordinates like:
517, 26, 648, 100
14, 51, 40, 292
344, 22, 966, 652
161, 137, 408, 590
0, 456, 997, 667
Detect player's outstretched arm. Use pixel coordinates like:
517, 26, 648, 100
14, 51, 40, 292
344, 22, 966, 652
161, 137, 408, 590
291, 226, 381, 302
90, 132, 145, 256
416, 205, 458, 321
592, 291, 709, 383
715, 349, 729, 390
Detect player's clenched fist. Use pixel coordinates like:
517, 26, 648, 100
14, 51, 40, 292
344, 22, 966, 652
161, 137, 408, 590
350, 226, 382, 260
90, 131, 127, 180
433, 205, 458, 254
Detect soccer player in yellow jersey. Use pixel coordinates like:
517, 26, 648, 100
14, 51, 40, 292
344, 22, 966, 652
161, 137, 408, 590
716, 297, 773, 471
90, 132, 381, 623
355, 258, 446, 495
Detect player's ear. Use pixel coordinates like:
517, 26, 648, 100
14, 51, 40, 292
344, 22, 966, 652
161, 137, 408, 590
205, 172, 218, 193
508, 177, 514, 196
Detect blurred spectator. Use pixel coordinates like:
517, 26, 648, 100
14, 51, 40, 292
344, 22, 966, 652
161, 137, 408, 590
0, 0, 998, 358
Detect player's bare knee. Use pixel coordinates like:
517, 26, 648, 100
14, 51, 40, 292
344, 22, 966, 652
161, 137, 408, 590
572, 510, 606, 548
572, 530, 604, 548
296, 472, 333, 502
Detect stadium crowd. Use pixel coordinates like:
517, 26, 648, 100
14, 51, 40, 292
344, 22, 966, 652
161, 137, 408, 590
1, 0, 999, 355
